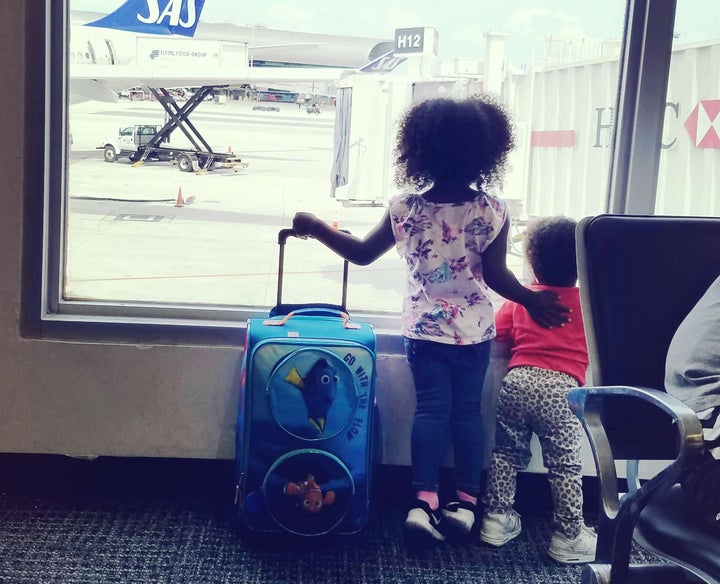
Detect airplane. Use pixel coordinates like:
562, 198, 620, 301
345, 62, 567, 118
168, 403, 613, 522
69, 0, 393, 104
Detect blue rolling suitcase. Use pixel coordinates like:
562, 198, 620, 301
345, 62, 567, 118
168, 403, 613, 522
235, 229, 377, 537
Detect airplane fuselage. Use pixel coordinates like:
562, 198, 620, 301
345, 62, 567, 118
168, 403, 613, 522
68, 5, 391, 104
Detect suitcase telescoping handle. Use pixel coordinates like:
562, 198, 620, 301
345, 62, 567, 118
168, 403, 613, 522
276, 228, 349, 309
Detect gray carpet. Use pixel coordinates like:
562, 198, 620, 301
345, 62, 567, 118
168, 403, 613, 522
0, 493, 660, 584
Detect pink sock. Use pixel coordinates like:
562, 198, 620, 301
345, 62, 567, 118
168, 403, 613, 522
416, 490, 439, 510
456, 490, 477, 506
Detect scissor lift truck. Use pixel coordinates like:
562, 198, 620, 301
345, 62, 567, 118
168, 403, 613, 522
99, 85, 248, 173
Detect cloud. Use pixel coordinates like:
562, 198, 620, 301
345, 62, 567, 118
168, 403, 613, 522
513, 7, 553, 27
213, 2, 410, 39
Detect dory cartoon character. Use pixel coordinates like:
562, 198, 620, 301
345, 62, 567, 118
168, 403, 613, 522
284, 358, 339, 432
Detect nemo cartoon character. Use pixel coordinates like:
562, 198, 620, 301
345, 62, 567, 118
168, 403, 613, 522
284, 474, 336, 514
284, 358, 339, 433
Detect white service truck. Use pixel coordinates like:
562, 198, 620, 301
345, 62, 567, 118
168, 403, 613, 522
98, 85, 248, 173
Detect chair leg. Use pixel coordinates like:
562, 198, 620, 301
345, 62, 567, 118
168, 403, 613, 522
582, 563, 612, 584
582, 563, 709, 584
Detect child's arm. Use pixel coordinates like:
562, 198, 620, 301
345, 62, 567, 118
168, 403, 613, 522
482, 219, 570, 329
292, 210, 395, 266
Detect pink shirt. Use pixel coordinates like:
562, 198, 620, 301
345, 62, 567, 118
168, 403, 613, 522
495, 284, 589, 385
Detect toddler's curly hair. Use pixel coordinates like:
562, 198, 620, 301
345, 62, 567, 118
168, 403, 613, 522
393, 95, 515, 191
524, 216, 578, 287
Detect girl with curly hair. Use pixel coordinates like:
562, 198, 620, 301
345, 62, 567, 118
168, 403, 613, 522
292, 96, 569, 544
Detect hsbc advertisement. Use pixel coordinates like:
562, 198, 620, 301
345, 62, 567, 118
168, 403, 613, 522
507, 40, 720, 219
527, 100, 720, 150
682, 100, 720, 149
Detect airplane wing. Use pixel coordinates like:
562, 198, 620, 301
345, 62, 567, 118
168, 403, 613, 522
70, 63, 352, 104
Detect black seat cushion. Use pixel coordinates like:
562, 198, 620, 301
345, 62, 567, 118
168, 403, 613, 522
579, 215, 720, 460
636, 484, 720, 578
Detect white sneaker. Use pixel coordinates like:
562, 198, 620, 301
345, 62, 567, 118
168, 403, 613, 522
442, 501, 476, 535
479, 510, 522, 546
404, 501, 446, 542
548, 525, 598, 564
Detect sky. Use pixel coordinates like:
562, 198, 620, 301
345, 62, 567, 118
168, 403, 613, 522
196, 1, 629, 57
71, 1, 719, 65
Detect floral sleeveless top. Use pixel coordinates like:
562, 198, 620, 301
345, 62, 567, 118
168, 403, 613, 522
388, 192, 507, 345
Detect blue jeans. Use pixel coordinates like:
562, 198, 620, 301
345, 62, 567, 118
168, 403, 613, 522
404, 337, 491, 497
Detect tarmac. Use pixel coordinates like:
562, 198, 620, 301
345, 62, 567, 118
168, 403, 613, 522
67, 98, 523, 318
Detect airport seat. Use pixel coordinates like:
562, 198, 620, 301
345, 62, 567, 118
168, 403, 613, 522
568, 214, 720, 584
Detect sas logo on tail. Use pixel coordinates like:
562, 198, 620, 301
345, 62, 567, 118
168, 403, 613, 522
85, 0, 206, 38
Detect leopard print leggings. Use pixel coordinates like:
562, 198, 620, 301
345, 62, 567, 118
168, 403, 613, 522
483, 365, 584, 538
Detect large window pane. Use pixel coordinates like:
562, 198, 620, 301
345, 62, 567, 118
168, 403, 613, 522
65, 1, 626, 320
655, 0, 720, 216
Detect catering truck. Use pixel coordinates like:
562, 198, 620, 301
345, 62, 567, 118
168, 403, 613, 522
100, 123, 246, 172
99, 86, 248, 173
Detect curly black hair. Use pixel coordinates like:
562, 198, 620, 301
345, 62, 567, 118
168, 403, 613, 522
393, 94, 515, 191
524, 216, 578, 287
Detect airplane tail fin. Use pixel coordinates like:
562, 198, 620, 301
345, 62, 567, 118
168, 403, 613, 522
85, 0, 206, 37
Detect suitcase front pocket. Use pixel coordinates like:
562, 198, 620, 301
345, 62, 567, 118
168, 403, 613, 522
267, 347, 359, 441
263, 449, 354, 536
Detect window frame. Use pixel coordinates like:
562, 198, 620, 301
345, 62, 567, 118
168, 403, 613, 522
22, 0, 678, 347
608, 0, 677, 214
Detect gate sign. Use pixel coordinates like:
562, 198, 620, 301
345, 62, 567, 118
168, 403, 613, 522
394, 28, 424, 54
394, 27, 438, 56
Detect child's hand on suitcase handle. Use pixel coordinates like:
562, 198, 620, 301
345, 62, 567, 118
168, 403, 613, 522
292, 212, 321, 239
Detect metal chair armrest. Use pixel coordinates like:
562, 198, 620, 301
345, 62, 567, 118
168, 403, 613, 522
568, 385, 704, 582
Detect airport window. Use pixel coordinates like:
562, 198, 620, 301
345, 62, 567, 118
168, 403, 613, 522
654, 0, 720, 216
34, 0, 680, 339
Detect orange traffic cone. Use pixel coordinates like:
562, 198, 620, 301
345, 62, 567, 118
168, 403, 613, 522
175, 186, 184, 207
